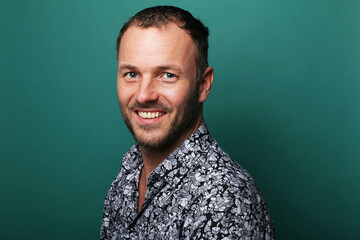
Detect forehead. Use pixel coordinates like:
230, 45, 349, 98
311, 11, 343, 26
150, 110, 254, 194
118, 23, 197, 66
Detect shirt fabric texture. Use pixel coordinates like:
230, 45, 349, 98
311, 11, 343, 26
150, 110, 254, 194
101, 122, 275, 239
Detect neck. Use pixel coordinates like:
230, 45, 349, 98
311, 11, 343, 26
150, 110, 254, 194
139, 147, 170, 177
140, 116, 203, 177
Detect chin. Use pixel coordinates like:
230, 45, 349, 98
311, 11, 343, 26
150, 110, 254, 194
134, 131, 168, 150
137, 138, 168, 150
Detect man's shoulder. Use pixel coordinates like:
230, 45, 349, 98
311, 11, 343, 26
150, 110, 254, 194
194, 135, 250, 180
180, 138, 275, 239
192, 139, 261, 200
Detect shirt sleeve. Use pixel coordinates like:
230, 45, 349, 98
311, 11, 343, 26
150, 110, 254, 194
100, 184, 113, 240
181, 183, 275, 239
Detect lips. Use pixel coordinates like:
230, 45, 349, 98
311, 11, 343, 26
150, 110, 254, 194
137, 111, 165, 119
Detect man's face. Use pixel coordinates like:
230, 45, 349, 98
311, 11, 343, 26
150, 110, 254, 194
117, 23, 202, 150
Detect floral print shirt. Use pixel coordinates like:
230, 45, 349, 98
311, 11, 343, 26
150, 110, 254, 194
101, 123, 275, 239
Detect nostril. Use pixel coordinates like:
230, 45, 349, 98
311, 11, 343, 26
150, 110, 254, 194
136, 85, 159, 103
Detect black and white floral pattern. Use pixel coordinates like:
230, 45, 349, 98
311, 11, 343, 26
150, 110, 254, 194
101, 123, 275, 239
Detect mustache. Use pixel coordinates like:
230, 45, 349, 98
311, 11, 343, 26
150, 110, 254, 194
129, 101, 172, 112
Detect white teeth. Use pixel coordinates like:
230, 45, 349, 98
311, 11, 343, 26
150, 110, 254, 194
138, 111, 164, 119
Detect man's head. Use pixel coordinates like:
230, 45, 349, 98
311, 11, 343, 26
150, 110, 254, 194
117, 6, 213, 151
116, 6, 209, 80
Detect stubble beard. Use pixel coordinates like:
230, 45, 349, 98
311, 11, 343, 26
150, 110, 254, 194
120, 83, 201, 151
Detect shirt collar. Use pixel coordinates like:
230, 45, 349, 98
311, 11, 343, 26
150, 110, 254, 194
145, 122, 212, 200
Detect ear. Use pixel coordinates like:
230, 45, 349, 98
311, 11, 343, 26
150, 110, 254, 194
198, 67, 214, 103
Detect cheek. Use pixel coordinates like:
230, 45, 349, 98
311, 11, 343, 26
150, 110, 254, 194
161, 85, 193, 108
117, 83, 134, 107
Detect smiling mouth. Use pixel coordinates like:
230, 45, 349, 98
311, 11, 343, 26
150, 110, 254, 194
137, 111, 166, 119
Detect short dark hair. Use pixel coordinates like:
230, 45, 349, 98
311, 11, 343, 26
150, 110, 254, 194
116, 6, 209, 79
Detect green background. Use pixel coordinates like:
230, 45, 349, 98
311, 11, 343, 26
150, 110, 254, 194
1, 0, 359, 239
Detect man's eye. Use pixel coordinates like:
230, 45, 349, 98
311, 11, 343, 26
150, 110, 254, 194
126, 72, 138, 78
164, 73, 175, 79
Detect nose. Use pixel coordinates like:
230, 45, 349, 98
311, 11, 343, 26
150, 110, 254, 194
135, 76, 159, 104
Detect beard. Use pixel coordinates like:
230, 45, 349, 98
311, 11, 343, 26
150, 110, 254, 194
120, 82, 201, 151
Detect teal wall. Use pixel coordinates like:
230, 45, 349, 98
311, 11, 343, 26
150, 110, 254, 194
1, 0, 359, 239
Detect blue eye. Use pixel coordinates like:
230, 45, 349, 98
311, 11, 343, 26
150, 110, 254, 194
164, 73, 175, 78
126, 72, 138, 78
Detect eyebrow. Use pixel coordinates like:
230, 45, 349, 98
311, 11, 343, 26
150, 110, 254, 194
118, 64, 137, 72
156, 65, 183, 73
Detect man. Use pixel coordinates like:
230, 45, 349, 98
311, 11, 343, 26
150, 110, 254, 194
101, 6, 274, 239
